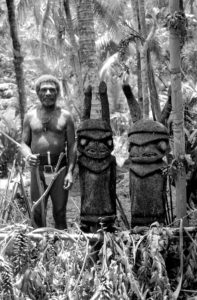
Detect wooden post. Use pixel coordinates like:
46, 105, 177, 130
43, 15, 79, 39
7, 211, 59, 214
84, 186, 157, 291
169, 0, 187, 224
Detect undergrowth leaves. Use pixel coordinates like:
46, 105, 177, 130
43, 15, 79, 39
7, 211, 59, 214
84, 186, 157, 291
0, 223, 197, 299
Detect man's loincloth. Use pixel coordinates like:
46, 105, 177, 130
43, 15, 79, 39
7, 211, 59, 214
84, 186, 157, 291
38, 152, 67, 172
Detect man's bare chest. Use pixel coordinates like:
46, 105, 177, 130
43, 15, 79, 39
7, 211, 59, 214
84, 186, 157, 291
30, 109, 66, 134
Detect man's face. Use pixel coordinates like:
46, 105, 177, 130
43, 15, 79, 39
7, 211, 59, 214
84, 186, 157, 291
38, 81, 58, 108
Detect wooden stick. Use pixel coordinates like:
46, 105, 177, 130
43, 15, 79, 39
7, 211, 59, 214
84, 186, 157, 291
34, 167, 46, 227
31, 166, 66, 213
0, 129, 21, 148
0, 231, 101, 243
116, 195, 130, 229
31, 153, 66, 227
0, 226, 197, 242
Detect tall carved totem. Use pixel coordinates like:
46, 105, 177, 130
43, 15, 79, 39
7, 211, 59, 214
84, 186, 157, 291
77, 82, 116, 232
128, 119, 169, 226
123, 84, 169, 226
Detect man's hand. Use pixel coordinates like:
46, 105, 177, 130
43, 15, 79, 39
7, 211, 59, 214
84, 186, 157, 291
63, 171, 73, 190
26, 154, 40, 167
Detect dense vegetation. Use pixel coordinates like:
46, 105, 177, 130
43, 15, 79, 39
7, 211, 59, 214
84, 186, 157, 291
1, 0, 197, 299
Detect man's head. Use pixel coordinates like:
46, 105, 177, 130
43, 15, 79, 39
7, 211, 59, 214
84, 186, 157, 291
35, 75, 61, 108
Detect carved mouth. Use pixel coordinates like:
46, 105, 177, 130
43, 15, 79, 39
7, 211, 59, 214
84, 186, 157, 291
87, 149, 97, 155
142, 153, 157, 157
131, 152, 158, 158
85, 148, 109, 158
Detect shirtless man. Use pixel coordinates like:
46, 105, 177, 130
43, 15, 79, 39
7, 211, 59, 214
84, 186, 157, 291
20, 74, 76, 229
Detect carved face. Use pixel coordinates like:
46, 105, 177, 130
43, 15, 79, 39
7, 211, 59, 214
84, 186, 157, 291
77, 120, 113, 159
128, 120, 169, 164
78, 135, 113, 159
129, 139, 168, 163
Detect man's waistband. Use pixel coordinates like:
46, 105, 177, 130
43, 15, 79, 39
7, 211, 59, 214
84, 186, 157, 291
38, 152, 67, 170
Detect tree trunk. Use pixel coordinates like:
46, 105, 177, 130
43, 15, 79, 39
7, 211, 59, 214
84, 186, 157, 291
131, 0, 143, 112
132, 0, 161, 121
138, 0, 149, 118
6, 0, 26, 129
169, 0, 187, 224
63, 0, 84, 117
39, 0, 51, 62
137, 51, 143, 112
190, 0, 194, 14
77, 0, 100, 118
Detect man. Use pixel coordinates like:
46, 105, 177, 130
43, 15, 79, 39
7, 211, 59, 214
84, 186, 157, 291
20, 74, 76, 229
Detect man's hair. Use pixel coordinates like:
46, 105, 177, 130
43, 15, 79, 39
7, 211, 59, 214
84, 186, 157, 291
35, 74, 61, 95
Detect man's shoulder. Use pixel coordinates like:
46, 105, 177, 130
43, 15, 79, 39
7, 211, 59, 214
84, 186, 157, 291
25, 106, 38, 117
58, 107, 72, 118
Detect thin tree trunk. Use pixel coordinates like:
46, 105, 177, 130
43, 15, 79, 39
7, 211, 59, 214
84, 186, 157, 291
39, 0, 51, 62
146, 16, 161, 122
77, 0, 100, 118
6, 0, 26, 130
169, 0, 187, 224
190, 0, 194, 14
138, 0, 149, 118
131, 0, 143, 112
63, 0, 84, 116
137, 51, 143, 112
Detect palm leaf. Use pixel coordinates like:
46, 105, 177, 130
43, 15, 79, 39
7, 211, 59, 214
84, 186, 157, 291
96, 31, 116, 50
16, 0, 36, 24
94, 0, 123, 33
99, 53, 119, 80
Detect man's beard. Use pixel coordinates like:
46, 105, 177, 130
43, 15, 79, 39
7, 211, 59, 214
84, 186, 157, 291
41, 97, 56, 108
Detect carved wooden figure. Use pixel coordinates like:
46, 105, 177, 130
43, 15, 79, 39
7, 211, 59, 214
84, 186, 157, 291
123, 84, 169, 226
128, 119, 169, 226
77, 82, 116, 233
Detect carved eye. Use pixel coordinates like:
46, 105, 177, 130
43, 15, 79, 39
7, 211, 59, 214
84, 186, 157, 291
80, 138, 88, 146
107, 139, 113, 146
158, 141, 167, 152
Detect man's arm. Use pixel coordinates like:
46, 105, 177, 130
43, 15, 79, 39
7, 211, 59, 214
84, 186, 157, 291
63, 113, 77, 190
20, 114, 32, 158
20, 113, 39, 166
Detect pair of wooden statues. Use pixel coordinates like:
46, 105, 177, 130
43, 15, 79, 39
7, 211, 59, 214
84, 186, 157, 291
77, 82, 169, 232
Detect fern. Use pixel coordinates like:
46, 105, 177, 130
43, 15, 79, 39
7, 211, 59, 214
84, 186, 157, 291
0, 256, 14, 299
12, 228, 31, 275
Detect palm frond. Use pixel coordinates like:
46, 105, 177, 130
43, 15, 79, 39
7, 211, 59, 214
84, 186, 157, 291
94, 0, 122, 31
33, 0, 42, 27
94, 0, 129, 42
96, 31, 115, 50
99, 53, 119, 80
16, 0, 36, 24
